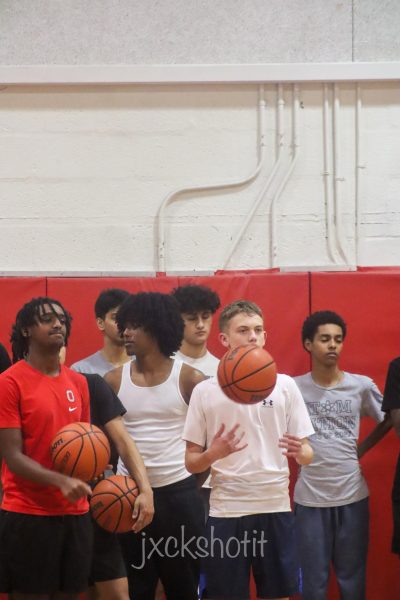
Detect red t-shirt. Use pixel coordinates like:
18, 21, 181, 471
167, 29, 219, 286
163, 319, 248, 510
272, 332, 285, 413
0, 361, 90, 515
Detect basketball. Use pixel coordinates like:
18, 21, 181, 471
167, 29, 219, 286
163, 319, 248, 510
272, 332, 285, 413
50, 421, 111, 482
90, 475, 139, 533
217, 344, 277, 404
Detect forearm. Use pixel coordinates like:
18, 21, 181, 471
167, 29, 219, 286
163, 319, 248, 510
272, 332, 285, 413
5, 452, 68, 489
185, 448, 216, 474
114, 435, 152, 495
358, 414, 392, 458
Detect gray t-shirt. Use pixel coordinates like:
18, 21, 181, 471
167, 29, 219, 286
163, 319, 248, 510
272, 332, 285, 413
71, 351, 115, 377
294, 371, 383, 507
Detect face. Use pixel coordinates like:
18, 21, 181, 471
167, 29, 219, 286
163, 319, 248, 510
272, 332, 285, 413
122, 322, 155, 356
96, 307, 124, 346
181, 310, 213, 347
219, 312, 266, 350
304, 323, 344, 366
24, 303, 67, 350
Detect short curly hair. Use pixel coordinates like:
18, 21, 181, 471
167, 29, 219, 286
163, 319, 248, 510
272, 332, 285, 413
171, 284, 220, 315
94, 288, 130, 319
301, 310, 347, 347
116, 292, 184, 357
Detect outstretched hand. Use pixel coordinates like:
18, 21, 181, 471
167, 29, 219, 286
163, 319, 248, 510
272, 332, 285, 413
208, 423, 247, 463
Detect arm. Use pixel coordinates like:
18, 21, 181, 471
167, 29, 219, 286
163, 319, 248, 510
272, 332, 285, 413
104, 366, 123, 395
104, 417, 154, 532
0, 428, 91, 502
185, 423, 247, 474
179, 363, 207, 405
278, 433, 314, 466
358, 412, 393, 458
391, 409, 400, 436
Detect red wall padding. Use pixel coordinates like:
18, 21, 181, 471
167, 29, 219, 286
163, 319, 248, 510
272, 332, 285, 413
312, 270, 400, 599
0, 277, 46, 357
1, 270, 399, 599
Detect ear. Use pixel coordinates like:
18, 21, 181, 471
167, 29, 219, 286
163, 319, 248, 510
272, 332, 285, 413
219, 331, 230, 348
96, 317, 105, 332
304, 339, 312, 352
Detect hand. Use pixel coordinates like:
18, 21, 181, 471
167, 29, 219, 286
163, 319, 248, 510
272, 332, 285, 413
58, 476, 92, 503
207, 424, 247, 463
279, 432, 304, 458
131, 490, 155, 533
278, 433, 313, 465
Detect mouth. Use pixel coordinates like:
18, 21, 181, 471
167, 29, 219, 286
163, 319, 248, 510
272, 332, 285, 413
326, 352, 337, 358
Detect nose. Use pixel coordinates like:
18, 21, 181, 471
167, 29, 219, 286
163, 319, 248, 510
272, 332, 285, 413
196, 318, 205, 329
248, 329, 257, 342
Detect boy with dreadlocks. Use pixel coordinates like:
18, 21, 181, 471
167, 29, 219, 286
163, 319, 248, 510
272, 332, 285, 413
0, 297, 93, 599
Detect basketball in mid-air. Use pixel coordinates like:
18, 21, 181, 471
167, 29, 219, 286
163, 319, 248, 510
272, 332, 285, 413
50, 422, 111, 482
90, 475, 139, 533
217, 344, 277, 404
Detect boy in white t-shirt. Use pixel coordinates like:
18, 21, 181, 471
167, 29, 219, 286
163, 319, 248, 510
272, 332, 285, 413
183, 300, 314, 600
172, 284, 221, 377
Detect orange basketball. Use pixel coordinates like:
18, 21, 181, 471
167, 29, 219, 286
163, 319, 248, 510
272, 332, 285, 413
50, 422, 111, 482
90, 475, 139, 533
217, 344, 277, 404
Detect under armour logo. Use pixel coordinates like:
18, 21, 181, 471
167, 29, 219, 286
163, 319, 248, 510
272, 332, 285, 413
262, 399, 273, 407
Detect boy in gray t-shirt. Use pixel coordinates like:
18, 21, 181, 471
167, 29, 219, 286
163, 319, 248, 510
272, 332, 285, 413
71, 288, 130, 376
294, 310, 391, 600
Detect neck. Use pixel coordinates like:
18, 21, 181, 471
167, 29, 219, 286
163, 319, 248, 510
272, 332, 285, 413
179, 340, 208, 359
311, 363, 343, 387
101, 338, 129, 367
25, 348, 61, 376
134, 350, 172, 374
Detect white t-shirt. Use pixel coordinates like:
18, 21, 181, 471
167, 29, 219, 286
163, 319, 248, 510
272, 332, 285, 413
183, 374, 314, 517
174, 350, 219, 378
294, 371, 384, 507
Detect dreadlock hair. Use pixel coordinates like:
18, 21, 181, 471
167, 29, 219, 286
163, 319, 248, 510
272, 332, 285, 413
94, 288, 130, 319
116, 292, 184, 358
301, 310, 347, 348
11, 297, 72, 363
171, 284, 220, 315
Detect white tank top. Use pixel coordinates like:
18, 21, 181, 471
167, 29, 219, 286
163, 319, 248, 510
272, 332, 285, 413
117, 359, 190, 488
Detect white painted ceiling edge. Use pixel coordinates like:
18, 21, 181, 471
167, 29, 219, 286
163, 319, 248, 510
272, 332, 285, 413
0, 63, 399, 85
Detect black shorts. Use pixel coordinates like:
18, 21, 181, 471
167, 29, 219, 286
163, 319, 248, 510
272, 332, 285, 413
0, 510, 93, 594
203, 512, 300, 600
90, 518, 127, 583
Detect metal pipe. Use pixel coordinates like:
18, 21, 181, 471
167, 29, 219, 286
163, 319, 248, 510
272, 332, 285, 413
323, 83, 340, 263
270, 84, 300, 267
157, 85, 267, 273
332, 83, 351, 264
222, 83, 284, 268
355, 83, 364, 266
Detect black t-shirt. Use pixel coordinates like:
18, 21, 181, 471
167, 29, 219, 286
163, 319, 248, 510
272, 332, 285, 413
82, 373, 126, 470
0, 343, 11, 374
382, 357, 400, 411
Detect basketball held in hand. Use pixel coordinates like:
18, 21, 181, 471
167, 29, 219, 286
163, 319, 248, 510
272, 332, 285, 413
50, 422, 111, 482
90, 475, 139, 533
217, 344, 277, 404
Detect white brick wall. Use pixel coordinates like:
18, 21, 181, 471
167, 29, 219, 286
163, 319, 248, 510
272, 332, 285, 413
0, 81, 398, 273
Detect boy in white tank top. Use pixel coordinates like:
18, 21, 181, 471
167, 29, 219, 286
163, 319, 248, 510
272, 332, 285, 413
105, 292, 206, 600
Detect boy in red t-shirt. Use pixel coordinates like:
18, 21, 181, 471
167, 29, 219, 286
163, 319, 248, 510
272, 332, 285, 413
0, 297, 93, 598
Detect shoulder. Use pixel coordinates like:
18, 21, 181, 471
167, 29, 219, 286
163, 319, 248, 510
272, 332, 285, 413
344, 371, 376, 391
70, 351, 99, 372
179, 361, 206, 401
104, 365, 124, 392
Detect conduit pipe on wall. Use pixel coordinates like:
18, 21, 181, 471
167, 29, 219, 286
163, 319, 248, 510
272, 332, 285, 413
222, 83, 285, 268
157, 86, 267, 273
355, 83, 364, 266
270, 84, 300, 268
323, 84, 341, 264
332, 83, 351, 264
